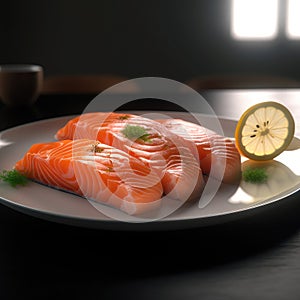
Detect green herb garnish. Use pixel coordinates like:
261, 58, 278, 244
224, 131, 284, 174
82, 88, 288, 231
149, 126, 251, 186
0, 169, 28, 187
91, 144, 104, 153
118, 115, 130, 120
121, 125, 152, 142
242, 167, 268, 183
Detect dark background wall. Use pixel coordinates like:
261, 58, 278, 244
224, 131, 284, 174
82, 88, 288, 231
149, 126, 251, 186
1, 0, 300, 82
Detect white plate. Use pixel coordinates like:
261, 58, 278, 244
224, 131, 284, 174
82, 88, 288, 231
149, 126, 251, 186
0, 113, 300, 230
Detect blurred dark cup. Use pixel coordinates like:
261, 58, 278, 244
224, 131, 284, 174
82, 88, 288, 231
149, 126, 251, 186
0, 64, 43, 107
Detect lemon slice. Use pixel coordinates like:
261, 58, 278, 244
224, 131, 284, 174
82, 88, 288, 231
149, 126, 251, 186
235, 101, 295, 161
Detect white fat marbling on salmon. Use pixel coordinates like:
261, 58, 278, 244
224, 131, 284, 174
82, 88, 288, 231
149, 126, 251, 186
55, 112, 205, 202
157, 118, 241, 184
15, 139, 164, 215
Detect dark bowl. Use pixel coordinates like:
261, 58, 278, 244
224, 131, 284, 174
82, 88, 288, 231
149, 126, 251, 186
0, 64, 43, 107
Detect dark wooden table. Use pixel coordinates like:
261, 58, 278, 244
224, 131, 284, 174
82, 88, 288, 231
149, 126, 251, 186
0, 89, 300, 300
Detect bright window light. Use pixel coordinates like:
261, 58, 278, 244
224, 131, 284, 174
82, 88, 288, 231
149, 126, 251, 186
231, 0, 279, 40
287, 0, 300, 39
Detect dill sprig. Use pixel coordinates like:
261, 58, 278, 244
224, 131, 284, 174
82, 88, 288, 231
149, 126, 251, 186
118, 115, 130, 120
242, 167, 268, 183
0, 169, 28, 187
121, 124, 152, 142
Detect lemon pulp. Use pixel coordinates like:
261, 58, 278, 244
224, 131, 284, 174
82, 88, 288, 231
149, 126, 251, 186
235, 102, 295, 161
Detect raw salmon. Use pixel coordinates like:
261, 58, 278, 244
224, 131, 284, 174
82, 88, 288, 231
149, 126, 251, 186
157, 119, 241, 183
14, 139, 164, 215
55, 113, 204, 201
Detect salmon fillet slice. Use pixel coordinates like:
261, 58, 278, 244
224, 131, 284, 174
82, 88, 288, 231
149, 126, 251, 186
157, 119, 241, 183
14, 139, 164, 215
55, 112, 204, 201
